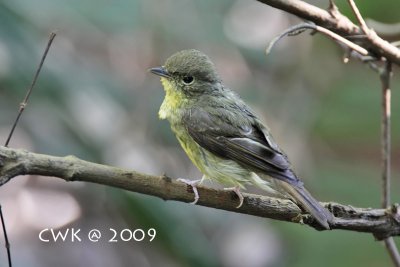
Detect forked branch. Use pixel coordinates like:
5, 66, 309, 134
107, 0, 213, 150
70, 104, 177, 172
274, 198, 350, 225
256, 0, 400, 65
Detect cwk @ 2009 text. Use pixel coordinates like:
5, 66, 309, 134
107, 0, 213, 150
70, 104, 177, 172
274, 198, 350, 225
39, 228, 156, 243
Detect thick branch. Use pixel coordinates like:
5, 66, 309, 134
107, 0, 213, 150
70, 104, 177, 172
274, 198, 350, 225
0, 146, 399, 239
256, 0, 400, 65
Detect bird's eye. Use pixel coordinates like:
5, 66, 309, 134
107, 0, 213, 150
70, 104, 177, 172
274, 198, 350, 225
182, 76, 194, 85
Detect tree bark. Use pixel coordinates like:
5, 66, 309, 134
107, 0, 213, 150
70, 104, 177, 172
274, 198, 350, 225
0, 146, 398, 239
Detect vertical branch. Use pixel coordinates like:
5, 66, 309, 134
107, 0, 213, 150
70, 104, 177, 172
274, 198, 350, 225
345, 5, 399, 262
381, 61, 391, 208
346, 5, 399, 262
380, 62, 400, 267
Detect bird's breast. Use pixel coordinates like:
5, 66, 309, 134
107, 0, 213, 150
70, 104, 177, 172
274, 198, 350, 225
171, 125, 203, 166
170, 124, 252, 187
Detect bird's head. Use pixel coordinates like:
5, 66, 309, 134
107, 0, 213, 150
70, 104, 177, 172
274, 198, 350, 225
149, 49, 220, 96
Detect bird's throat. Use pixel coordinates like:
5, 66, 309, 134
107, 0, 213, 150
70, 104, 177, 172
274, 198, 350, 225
159, 77, 185, 120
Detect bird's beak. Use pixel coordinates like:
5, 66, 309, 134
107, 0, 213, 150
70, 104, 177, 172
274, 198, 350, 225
149, 66, 171, 78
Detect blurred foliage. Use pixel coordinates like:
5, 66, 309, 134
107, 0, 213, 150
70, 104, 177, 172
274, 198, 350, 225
0, 0, 399, 267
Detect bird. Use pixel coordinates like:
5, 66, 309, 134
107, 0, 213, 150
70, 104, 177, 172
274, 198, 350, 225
149, 49, 333, 229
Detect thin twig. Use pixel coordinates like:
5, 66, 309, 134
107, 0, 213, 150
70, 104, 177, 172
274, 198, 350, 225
315, 24, 368, 55
0, 206, 11, 267
338, 43, 380, 71
379, 61, 400, 267
380, 61, 392, 208
385, 238, 400, 267
266, 22, 368, 56
347, 0, 369, 34
4, 32, 57, 147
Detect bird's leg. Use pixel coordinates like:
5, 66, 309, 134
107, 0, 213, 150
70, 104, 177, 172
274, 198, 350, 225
177, 176, 206, 205
223, 186, 244, 208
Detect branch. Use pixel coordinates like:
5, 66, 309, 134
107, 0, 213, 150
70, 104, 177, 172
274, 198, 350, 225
380, 61, 392, 209
266, 22, 368, 56
256, 0, 400, 65
347, 0, 369, 34
380, 61, 400, 266
365, 20, 400, 42
5, 32, 56, 147
0, 146, 399, 239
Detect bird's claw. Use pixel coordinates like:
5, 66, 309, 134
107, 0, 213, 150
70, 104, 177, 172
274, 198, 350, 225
177, 178, 201, 204
224, 186, 244, 208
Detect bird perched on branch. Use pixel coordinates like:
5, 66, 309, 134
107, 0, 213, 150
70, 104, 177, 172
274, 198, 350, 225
150, 49, 333, 229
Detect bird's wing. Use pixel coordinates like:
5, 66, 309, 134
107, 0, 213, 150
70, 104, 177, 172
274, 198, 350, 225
183, 108, 298, 183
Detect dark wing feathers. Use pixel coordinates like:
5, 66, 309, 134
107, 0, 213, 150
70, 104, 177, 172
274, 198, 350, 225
183, 108, 298, 183
225, 137, 290, 170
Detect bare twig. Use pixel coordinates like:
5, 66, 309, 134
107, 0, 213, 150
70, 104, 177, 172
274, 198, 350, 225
385, 238, 400, 267
379, 62, 400, 267
0, 206, 11, 267
0, 146, 399, 238
347, 0, 369, 34
380, 62, 392, 208
339, 44, 380, 71
256, 0, 400, 65
4, 32, 57, 147
266, 22, 368, 56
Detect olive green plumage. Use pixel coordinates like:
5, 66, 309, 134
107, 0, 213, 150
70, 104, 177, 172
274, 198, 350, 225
150, 49, 333, 229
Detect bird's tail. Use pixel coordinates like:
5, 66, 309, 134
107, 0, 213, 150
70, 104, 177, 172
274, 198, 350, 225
276, 180, 333, 229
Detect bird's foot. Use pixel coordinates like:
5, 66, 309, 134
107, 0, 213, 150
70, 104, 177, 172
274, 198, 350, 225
224, 186, 244, 208
177, 178, 201, 205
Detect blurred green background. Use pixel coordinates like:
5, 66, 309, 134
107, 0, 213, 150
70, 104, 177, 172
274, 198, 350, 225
0, 0, 399, 266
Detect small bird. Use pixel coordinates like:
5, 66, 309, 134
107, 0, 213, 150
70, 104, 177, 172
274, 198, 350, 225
150, 49, 333, 229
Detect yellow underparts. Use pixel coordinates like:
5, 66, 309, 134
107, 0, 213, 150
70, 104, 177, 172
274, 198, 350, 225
158, 77, 185, 119
175, 127, 251, 189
